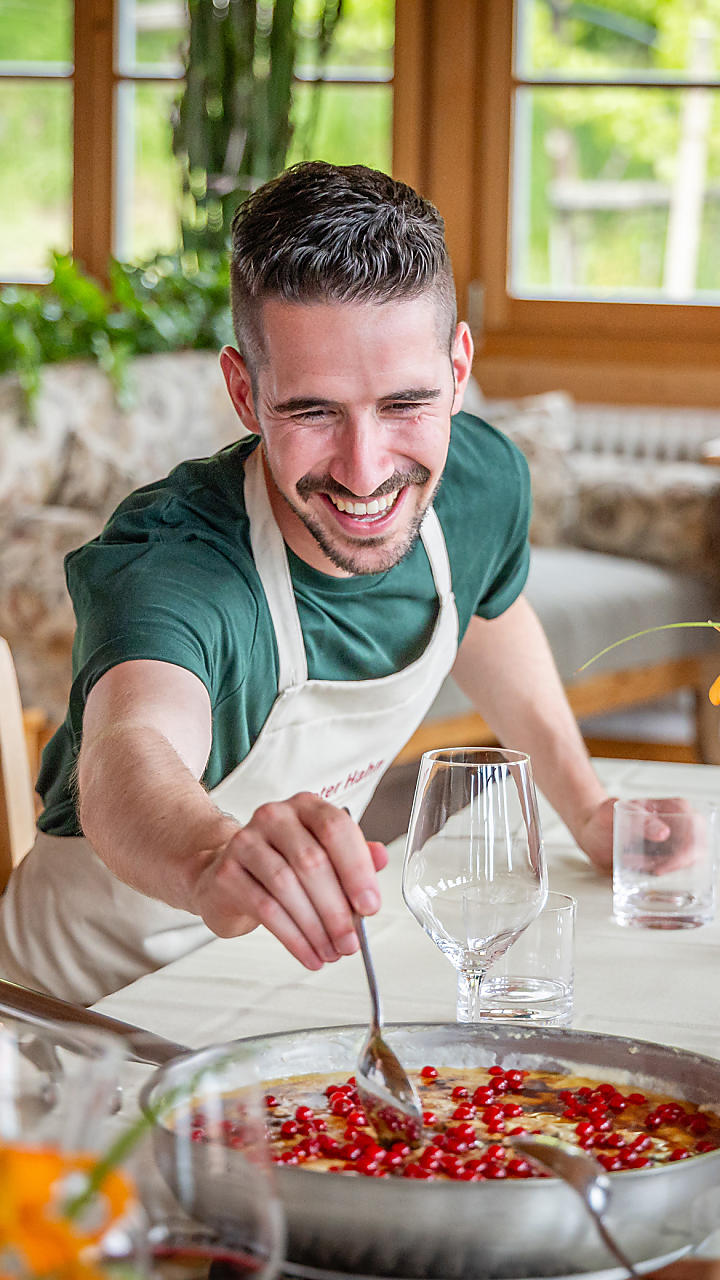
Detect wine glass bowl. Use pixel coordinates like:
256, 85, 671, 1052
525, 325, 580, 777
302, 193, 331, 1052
402, 747, 547, 1022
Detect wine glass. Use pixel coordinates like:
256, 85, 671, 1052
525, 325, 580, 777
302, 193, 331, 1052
402, 747, 548, 1022
137, 1039, 285, 1279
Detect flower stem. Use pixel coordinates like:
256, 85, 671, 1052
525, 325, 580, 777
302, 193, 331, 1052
576, 620, 720, 675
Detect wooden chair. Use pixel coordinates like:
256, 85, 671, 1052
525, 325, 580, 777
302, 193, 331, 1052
0, 637, 38, 890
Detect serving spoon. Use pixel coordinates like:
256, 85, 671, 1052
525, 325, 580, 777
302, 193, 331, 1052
352, 913, 424, 1149
511, 1132, 639, 1279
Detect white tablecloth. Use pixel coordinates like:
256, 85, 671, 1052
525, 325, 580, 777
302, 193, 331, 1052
95, 758, 720, 1059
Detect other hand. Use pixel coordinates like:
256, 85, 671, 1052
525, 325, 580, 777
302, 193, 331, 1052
616, 796, 697, 875
573, 795, 616, 874
576, 795, 696, 876
189, 794, 387, 970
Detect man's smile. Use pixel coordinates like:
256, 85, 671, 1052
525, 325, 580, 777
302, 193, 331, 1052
326, 489, 399, 518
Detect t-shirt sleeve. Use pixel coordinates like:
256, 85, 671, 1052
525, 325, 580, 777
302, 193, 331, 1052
474, 442, 531, 619
436, 411, 532, 632
64, 533, 260, 739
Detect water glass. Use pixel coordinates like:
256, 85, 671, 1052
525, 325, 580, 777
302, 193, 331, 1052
613, 798, 719, 929
456, 891, 576, 1025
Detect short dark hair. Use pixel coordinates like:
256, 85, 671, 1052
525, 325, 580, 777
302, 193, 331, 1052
229, 161, 456, 380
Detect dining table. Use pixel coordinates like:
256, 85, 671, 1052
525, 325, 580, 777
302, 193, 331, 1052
92, 756, 720, 1277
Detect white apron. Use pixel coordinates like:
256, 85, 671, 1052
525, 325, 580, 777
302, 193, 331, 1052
0, 448, 459, 1004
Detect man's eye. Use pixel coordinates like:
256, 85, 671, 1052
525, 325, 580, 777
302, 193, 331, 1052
384, 401, 423, 414
295, 408, 332, 421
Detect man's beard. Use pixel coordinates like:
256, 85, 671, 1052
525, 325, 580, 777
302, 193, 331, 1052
283, 465, 437, 575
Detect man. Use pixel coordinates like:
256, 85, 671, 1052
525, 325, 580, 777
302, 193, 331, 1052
0, 162, 614, 1006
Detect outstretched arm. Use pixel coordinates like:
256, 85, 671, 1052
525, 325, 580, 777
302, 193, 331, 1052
451, 597, 615, 872
77, 659, 386, 967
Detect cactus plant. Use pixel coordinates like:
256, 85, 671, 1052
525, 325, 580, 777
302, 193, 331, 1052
172, 0, 343, 252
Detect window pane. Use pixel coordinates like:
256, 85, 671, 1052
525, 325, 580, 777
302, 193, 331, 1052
0, 82, 71, 279
0, 0, 71, 64
115, 82, 182, 262
116, 0, 187, 74
287, 83, 392, 170
296, 0, 394, 75
510, 85, 720, 301
517, 0, 720, 81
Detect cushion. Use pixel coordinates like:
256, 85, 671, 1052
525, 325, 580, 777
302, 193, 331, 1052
0, 504, 103, 719
569, 455, 720, 578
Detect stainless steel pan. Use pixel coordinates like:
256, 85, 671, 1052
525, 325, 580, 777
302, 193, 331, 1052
1, 981, 720, 1279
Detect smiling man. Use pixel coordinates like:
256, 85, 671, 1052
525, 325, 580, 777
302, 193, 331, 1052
0, 163, 614, 1004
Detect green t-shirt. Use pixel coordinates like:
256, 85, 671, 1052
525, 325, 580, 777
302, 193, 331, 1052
37, 411, 531, 834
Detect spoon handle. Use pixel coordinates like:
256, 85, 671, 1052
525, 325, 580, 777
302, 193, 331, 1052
590, 1213, 639, 1279
353, 913, 383, 1031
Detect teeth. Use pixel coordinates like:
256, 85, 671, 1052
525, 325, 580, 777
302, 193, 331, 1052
330, 491, 398, 517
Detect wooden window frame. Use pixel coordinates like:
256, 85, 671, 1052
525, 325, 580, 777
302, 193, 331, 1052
393, 0, 720, 406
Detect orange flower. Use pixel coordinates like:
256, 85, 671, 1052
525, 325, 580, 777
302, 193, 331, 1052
0, 1144, 136, 1280
578, 620, 720, 703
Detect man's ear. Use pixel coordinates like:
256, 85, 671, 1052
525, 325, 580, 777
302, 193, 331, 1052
220, 346, 259, 434
449, 322, 475, 416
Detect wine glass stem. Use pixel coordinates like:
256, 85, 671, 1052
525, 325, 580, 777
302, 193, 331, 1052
456, 968, 488, 1023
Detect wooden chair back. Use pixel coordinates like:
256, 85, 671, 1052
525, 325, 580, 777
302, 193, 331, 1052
0, 637, 37, 889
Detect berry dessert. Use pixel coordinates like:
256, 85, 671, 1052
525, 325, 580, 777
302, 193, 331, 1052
190, 1063, 720, 1182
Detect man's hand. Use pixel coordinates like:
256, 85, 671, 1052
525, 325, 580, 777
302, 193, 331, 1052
189, 795, 388, 970
572, 796, 617, 874
615, 796, 697, 875
573, 795, 698, 876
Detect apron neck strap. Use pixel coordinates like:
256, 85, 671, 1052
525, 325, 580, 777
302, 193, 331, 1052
244, 445, 453, 694
245, 446, 309, 690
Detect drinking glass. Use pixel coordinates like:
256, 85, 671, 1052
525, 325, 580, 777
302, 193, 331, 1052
613, 797, 719, 929
138, 1040, 285, 1279
402, 747, 548, 1022
459, 890, 576, 1025
0, 1013, 149, 1278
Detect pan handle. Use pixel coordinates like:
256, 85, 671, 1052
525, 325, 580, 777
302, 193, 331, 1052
0, 978, 190, 1066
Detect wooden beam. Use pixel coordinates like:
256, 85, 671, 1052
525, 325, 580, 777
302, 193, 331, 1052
73, 0, 115, 281
423, 0, 479, 316
392, 0, 431, 192
392, 0, 480, 322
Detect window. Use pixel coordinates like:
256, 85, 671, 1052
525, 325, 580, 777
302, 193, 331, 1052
469, 0, 720, 402
0, 0, 73, 280
0, 0, 394, 284
510, 0, 720, 303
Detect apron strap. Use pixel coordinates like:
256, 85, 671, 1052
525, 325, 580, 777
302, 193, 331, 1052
418, 504, 453, 605
244, 446, 309, 691
245, 445, 453, 694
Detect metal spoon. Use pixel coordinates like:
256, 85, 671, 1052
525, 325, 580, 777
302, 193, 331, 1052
510, 1133, 639, 1279
353, 913, 424, 1149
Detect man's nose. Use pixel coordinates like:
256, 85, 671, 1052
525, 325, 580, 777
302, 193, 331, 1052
332, 417, 394, 497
